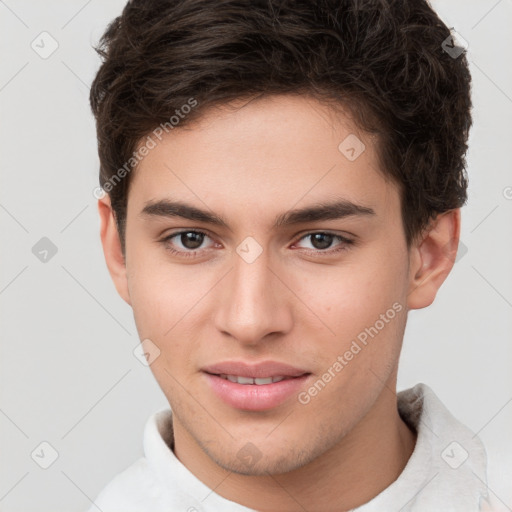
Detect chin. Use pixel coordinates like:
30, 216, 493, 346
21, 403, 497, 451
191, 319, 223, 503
206, 443, 319, 476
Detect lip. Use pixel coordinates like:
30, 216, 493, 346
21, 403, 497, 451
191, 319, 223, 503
201, 360, 311, 411
201, 360, 309, 379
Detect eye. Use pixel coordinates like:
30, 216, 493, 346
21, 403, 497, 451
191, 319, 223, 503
293, 232, 355, 255
160, 230, 355, 259
160, 230, 215, 258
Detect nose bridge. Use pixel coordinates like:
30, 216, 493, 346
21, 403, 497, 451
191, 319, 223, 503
215, 244, 291, 343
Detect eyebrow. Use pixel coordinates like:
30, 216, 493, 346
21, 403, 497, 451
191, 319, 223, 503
140, 198, 376, 229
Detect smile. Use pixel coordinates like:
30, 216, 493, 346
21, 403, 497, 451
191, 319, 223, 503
217, 375, 288, 385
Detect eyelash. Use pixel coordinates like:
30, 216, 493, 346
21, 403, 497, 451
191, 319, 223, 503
160, 230, 355, 259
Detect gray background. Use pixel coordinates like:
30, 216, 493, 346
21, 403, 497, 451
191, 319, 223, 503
0, 1, 511, 511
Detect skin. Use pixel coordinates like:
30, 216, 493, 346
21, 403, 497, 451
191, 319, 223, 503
98, 94, 460, 511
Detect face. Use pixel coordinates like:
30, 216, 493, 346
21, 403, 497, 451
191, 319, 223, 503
106, 94, 418, 475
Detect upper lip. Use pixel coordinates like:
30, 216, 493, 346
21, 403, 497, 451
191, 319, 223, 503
201, 361, 310, 379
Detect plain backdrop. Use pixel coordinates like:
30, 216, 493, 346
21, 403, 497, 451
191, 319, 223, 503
0, 1, 511, 511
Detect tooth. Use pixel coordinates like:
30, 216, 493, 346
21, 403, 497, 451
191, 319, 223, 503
254, 377, 273, 385
272, 376, 285, 383
227, 375, 238, 383
237, 376, 255, 385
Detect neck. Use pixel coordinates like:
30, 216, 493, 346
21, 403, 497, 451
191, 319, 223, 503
173, 377, 416, 511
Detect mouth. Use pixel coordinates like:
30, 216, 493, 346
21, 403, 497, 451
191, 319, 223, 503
213, 374, 292, 385
201, 361, 311, 411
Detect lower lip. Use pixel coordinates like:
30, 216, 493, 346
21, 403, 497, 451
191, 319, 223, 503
203, 373, 310, 411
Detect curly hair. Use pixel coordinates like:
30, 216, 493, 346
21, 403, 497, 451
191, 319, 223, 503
90, 0, 472, 255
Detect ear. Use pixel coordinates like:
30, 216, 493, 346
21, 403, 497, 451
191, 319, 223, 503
407, 209, 461, 310
97, 195, 131, 306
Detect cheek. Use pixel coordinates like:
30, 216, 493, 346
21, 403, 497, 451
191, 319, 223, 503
126, 258, 210, 367
304, 247, 408, 372
305, 261, 404, 333
302, 301, 407, 426
126, 245, 200, 336
128, 273, 170, 338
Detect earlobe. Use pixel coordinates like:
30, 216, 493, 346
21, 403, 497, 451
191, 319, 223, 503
406, 209, 461, 310
97, 196, 131, 306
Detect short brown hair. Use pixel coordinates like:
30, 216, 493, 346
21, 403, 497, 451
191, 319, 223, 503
90, 0, 472, 256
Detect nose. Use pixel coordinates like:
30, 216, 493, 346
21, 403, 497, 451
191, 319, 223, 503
213, 246, 293, 347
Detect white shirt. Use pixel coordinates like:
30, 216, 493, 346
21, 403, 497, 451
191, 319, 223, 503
87, 383, 494, 511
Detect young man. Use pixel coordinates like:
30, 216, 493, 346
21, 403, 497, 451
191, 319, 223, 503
87, 0, 494, 510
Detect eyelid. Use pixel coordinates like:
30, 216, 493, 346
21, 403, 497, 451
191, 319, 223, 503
161, 229, 216, 249
292, 231, 355, 252
293, 229, 356, 242
160, 229, 355, 257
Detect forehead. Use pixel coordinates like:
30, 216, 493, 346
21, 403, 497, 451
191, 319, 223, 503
128, 94, 398, 225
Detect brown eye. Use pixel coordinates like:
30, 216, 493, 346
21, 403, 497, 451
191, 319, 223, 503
294, 232, 355, 256
309, 233, 334, 250
161, 230, 215, 258
178, 231, 205, 250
